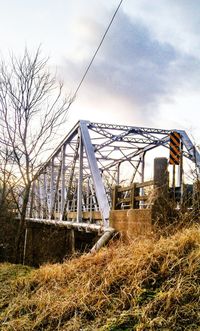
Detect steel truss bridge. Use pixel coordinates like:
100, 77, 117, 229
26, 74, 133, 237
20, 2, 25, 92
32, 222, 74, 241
27, 120, 200, 243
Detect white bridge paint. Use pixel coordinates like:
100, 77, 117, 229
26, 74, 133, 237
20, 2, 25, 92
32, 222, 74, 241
25, 120, 200, 235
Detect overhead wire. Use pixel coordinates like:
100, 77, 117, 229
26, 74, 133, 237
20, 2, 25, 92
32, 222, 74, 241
54, 0, 124, 141
72, 0, 124, 99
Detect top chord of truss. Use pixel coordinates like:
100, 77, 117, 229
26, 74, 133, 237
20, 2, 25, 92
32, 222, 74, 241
28, 120, 199, 228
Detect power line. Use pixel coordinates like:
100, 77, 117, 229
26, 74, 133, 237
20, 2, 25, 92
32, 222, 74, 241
55, 0, 124, 138
73, 0, 124, 99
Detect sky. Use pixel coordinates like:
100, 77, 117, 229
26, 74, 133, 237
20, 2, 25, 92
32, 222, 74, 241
0, 0, 200, 144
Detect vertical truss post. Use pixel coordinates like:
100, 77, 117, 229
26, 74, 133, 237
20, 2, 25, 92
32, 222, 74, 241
62, 139, 79, 220
42, 173, 48, 218
51, 162, 62, 219
29, 181, 35, 218
77, 130, 83, 222
140, 152, 145, 208
89, 181, 98, 211
26, 121, 200, 227
60, 145, 66, 220
86, 178, 90, 211
36, 179, 41, 218
141, 153, 145, 183
80, 121, 110, 227
179, 141, 184, 204
49, 158, 55, 219
172, 165, 176, 199
117, 162, 121, 185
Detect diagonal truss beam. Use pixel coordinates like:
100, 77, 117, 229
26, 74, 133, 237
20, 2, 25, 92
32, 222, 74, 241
79, 120, 110, 227
27, 120, 200, 224
178, 130, 200, 171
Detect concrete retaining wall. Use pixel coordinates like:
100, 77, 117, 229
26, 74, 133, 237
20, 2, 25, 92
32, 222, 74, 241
110, 209, 152, 239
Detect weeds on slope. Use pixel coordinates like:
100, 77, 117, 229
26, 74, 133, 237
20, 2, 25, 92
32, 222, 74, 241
0, 225, 199, 331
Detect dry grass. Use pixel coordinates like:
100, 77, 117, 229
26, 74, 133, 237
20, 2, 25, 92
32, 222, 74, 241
0, 224, 200, 330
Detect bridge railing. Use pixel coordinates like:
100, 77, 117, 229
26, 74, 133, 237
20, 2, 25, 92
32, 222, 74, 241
112, 180, 155, 210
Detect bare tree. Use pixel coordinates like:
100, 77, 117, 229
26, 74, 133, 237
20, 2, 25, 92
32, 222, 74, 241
0, 146, 15, 211
0, 48, 72, 261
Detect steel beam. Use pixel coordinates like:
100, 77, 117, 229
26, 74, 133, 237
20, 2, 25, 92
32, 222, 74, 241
26, 120, 200, 228
62, 138, 79, 219
80, 121, 110, 227
77, 130, 83, 222
27, 218, 114, 233
178, 130, 200, 172
60, 145, 66, 219
49, 158, 55, 219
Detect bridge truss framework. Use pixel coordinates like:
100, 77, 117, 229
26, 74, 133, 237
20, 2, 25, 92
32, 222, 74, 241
28, 120, 200, 229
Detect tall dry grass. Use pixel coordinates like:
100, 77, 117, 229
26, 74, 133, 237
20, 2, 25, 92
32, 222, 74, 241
0, 224, 199, 330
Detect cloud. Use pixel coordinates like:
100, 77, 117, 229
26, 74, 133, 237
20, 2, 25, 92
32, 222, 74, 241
61, 9, 200, 120
92, 12, 177, 106
125, 0, 200, 57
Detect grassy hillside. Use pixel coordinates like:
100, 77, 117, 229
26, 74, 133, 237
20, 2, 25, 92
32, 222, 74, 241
0, 225, 199, 330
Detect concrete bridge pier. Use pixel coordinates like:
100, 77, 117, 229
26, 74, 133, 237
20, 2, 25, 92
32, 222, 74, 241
23, 221, 99, 266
